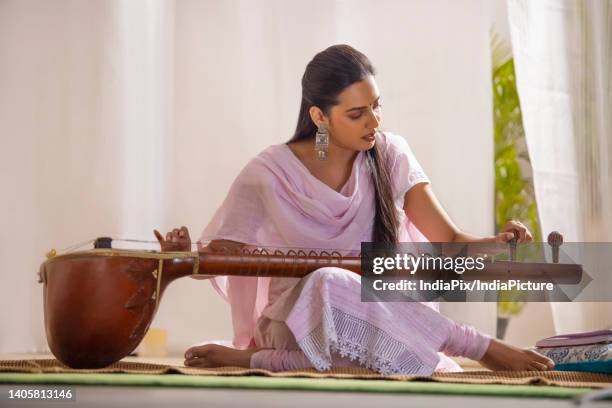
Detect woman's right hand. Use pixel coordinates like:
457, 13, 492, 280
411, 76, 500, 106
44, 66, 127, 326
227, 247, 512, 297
154, 226, 192, 252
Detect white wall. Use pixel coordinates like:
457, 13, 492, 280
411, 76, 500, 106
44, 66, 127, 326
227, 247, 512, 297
1, 0, 498, 354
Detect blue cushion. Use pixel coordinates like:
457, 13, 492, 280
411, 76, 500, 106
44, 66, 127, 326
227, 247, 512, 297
554, 360, 612, 374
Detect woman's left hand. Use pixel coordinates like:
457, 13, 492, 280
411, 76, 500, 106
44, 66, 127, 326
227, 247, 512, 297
495, 220, 533, 244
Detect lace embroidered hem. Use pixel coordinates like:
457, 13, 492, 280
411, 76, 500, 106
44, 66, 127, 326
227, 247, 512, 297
296, 306, 432, 375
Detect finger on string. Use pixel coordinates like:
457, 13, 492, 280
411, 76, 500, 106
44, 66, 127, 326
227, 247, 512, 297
153, 230, 164, 243
510, 227, 521, 242
510, 227, 522, 243
522, 228, 533, 243
516, 226, 527, 242
509, 221, 525, 242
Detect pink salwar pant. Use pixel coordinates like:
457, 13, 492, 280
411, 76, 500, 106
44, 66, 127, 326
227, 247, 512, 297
250, 267, 490, 374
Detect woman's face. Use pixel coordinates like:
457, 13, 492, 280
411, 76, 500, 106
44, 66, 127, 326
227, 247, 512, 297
325, 75, 382, 152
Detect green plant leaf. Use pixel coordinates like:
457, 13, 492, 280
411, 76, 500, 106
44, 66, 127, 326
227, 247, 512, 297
491, 28, 542, 318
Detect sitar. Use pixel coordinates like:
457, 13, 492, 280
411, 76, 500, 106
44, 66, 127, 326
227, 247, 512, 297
39, 232, 580, 368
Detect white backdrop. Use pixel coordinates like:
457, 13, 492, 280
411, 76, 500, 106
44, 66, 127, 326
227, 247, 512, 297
1, 0, 501, 354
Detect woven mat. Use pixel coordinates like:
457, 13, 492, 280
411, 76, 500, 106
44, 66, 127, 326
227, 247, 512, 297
1, 359, 611, 389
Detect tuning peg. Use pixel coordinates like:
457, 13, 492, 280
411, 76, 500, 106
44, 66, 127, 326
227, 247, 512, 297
509, 228, 519, 261
547, 231, 563, 263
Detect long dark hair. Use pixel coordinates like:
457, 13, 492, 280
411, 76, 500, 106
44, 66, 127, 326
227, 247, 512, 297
289, 44, 399, 243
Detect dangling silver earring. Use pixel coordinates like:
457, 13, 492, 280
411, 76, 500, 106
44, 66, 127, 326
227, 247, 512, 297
315, 123, 329, 160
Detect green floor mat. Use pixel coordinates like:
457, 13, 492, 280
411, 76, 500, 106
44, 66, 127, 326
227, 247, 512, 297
0, 372, 602, 400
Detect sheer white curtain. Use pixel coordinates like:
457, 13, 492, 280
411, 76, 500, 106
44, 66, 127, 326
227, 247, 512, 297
508, 0, 612, 333
1, 0, 497, 353
0, 0, 175, 353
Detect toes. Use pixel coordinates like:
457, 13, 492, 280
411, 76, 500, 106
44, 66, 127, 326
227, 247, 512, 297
184, 357, 211, 368
184, 356, 200, 366
185, 345, 209, 359
184, 347, 197, 359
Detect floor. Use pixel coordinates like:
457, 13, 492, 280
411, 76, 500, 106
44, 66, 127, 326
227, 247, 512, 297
2, 385, 610, 408
1, 353, 609, 408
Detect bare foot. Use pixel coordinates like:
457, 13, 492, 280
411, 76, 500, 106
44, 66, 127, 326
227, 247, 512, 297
183, 344, 265, 368
478, 338, 555, 371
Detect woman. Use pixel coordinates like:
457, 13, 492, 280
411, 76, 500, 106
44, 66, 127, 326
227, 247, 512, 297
154, 44, 554, 374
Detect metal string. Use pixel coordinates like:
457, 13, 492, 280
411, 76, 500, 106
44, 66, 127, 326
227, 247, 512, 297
58, 237, 357, 257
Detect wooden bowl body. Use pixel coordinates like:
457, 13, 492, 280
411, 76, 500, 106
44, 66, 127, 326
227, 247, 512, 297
40, 251, 160, 368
